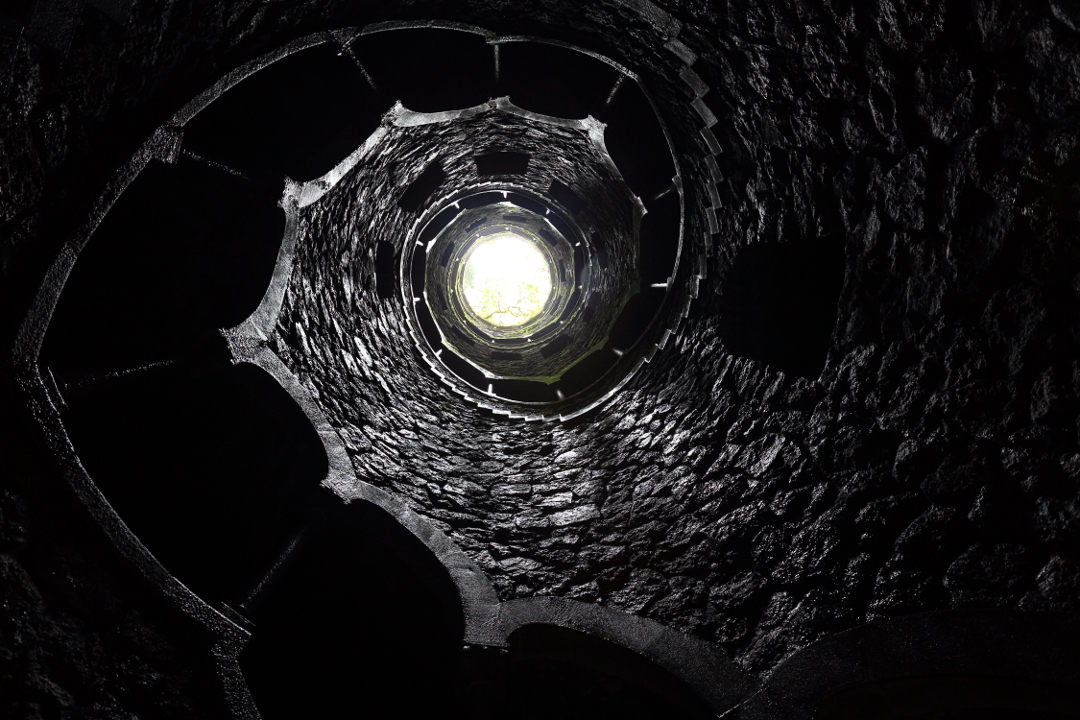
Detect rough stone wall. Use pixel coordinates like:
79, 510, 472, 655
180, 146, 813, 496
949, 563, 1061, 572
680, 0, 1080, 672
271, 0, 1080, 677
2, 1, 1079, 716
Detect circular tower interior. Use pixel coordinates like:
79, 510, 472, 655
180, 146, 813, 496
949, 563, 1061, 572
2, 2, 1080, 720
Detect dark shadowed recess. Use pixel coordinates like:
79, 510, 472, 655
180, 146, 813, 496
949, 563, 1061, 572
182, 43, 381, 183
476, 151, 531, 176
456, 625, 716, 720
597, 78, 676, 202
60, 361, 328, 604
550, 179, 587, 214
718, 236, 845, 379
375, 240, 397, 300
399, 161, 447, 212
639, 189, 680, 285
559, 343, 618, 392
239, 501, 465, 720
351, 28, 495, 113
41, 158, 285, 373
439, 344, 488, 388
491, 377, 558, 402
609, 288, 665, 350
497, 41, 619, 120
815, 674, 1080, 720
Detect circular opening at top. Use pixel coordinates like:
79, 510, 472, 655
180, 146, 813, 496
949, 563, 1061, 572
460, 232, 554, 327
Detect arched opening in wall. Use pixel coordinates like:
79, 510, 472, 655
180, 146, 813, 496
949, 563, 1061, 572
59, 362, 328, 603
238, 501, 464, 720
399, 161, 447, 213
497, 40, 619, 119
349, 28, 495, 113
814, 673, 1080, 720
717, 236, 845, 379
40, 158, 285, 372
375, 240, 397, 300
475, 151, 530, 176
182, 42, 381, 182
597, 78, 676, 202
456, 624, 716, 720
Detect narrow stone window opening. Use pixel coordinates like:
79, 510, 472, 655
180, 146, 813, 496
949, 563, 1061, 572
550, 179, 586, 214
375, 241, 396, 300
475, 151, 531, 176
399, 162, 446, 212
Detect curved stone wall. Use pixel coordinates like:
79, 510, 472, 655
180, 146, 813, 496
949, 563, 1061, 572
2, 0, 1079, 718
